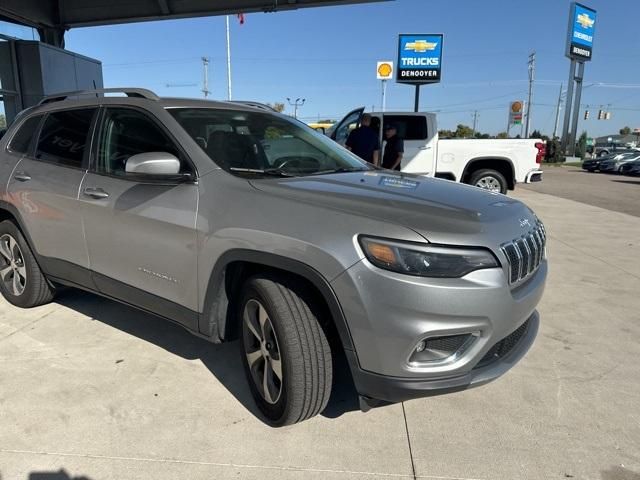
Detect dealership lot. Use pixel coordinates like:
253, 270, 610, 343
522, 166, 640, 218
1, 186, 639, 480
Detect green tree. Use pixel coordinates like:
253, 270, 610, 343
0, 114, 6, 129
577, 131, 588, 159
620, 126, 632, 135
496, 132, 509, 139
454, 124, 474, 138
530, 129, 543, 139
438, 129, 455, 138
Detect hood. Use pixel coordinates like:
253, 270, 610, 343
250, 171, 538, 246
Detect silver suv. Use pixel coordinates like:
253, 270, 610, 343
0, 89, 547, 426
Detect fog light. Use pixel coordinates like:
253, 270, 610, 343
415, 340, 426, 353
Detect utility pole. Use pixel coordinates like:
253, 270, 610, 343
553, 83, 563, 139
287, 97, 306, 119
201, 57, 210, 99
472, 110, 479, 137
524, 51, 536, 138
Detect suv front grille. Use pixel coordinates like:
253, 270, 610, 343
500, 222, 546, 284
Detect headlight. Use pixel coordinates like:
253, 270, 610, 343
359, 236, 499, 278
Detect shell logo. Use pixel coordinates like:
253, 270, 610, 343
377, 61, 394, 80
511, 101, 523, 113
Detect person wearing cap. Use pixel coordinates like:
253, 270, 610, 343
382, 124, 404, 171
345, 114, 380, 165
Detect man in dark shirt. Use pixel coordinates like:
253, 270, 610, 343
345, 114, 380, 165
382, 124, 404, 170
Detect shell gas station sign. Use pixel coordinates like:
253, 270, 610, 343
377, 61, 394, 80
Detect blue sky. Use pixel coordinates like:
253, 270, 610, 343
2, 0, 638, 136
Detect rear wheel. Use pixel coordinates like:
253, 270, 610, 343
239, 275, 332, 426
0, 220, 54, 308
469, 169, 508, 194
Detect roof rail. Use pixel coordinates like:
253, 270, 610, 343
38, 88, 160, 105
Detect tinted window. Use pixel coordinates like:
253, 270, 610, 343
169, 108, 371, 177
36, 109, 95, 167
8, 115, 42, 154
383, 116, 428, 140
96, 108, 183, 176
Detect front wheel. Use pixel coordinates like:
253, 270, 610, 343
469, 169, 508, 194
239, 275, 332, 426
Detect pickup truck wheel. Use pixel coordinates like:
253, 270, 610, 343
239, 275, 332, 426
0, 220, 54, 308
469, 169, 508, 194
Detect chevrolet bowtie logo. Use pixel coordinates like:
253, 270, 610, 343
405, 40, 438, 53
577, 13, 594, 29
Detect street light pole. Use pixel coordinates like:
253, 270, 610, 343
287, 97, 306, 119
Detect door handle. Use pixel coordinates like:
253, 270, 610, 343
419, 146, 432, 151
83, 187, 110, 199
14, 172, 31, 182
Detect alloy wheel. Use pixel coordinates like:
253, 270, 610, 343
475, 176, 502, 192
0, 234, 27, 296
242, 299, 283, 404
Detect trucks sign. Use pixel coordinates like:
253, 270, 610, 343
397, 34, 443, 84
566, 3, 596, 61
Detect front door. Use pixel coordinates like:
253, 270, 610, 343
80, 106, 199, 327
330, 107, 365, 147
6, 108, 96, 280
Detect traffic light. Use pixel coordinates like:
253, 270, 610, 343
598, 109, 604, 120
584, 110, 590, 120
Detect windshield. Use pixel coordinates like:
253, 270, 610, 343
168, 108, 372, 177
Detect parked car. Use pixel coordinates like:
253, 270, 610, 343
0, 88, 547, 426
599, 153, 640, 173
328, 108, 544, 195
582, 156, 605, 172
621, 159, 640, 175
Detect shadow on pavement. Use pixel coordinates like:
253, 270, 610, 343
612, 180, 640, 186
601, 465, 640, 480
55, 289, 361, 423
29, 470, 92, 480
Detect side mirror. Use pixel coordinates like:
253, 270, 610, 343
125, 152, 181, 176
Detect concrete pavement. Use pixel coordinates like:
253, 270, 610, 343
1, 187, 639, 480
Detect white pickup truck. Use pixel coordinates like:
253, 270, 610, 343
328, 107, 545, 194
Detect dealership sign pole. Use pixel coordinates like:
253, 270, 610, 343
561, 3, 596, 157
396, 34, 443, 112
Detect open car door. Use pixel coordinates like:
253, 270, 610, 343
329, 107, 365, 147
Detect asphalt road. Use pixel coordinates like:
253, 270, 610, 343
522, 166, 640, 217
1, 188, 639, 479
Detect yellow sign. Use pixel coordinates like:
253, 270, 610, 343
377, 61, 394, 80
404, 40, 438, 53
577, 12, 595, 29
511, 101, 523, 113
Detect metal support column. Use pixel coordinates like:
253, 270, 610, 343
568, 61, 585, 157
561, 60, 577, 154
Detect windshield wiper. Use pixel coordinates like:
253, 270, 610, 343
229, 167, 295, 177
309, 167, 371, 176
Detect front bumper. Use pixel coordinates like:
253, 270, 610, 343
331, 256, 546, 402
348, 312, 539, 403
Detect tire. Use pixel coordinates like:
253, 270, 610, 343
0, 220, 55, 308
469, 169, 508, 194
239, 274, 332, 426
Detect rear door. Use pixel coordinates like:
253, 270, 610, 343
7, 108, 96, 280
329, 107, 364, 146
80, 106, 199, 325
380, 114, 435, 174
